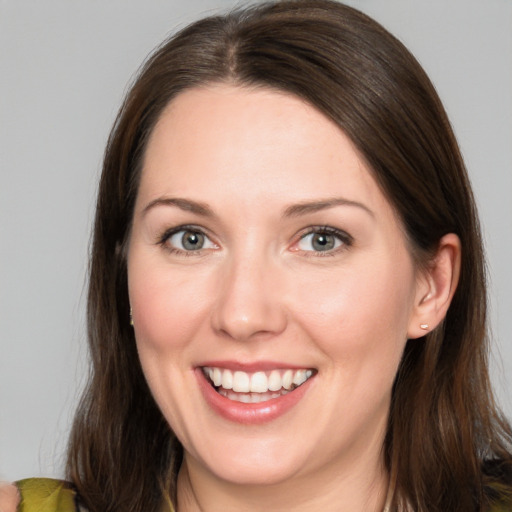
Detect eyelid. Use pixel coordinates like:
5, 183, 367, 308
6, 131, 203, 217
291, 225, 353, 255
158, 224, 218, 255
156, 224, 352, 256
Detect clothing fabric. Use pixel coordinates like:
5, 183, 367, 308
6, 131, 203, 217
15, 479, 81, 512
14, 477, 512, 511
14, 478, 175, 512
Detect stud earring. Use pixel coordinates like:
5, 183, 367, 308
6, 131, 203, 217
130, 307, 134, 326
420, 323, 429, 330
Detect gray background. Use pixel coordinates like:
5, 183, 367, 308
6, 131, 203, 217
1, 0, 511, 481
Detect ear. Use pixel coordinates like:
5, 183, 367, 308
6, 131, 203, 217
407, 233, 461, 339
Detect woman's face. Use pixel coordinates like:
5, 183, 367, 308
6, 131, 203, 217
128, 85, 423, 486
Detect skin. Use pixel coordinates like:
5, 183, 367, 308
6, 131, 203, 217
127, 85, 460, 511
0, 483, 19, 512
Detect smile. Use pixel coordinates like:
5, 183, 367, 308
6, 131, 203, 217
202, 367, 314, 403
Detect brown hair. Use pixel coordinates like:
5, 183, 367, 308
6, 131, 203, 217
67, 1, 512, 510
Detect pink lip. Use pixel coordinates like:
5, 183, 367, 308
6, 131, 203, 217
198, 360, 309, 372
195, 366, 315, 425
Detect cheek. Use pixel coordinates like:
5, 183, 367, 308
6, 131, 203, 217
288, 254, 415, 363
128, 256, 214, 354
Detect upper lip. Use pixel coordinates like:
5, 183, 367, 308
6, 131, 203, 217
197, 360, 315, 372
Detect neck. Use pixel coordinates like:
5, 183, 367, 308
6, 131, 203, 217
177, 448, 389, 512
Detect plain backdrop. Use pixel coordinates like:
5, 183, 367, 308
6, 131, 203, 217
1, 0, 511, 481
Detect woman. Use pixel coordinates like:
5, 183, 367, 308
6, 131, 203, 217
5, 0, 512, 510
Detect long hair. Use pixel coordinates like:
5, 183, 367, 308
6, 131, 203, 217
67, 1, 512, 510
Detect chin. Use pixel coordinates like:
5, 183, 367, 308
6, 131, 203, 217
188, 435, 311, 486
208, 458, 303, 487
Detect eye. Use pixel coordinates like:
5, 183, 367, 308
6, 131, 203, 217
164, 227, 217, 253
296, 227, 351, 253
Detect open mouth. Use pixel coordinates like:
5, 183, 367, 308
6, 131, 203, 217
201, 367, 315, 404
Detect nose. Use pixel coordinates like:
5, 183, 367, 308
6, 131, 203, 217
211, 252, 287, 342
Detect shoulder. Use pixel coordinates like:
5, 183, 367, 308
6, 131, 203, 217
0, 482, 19, 512
488, 495, 512, 512
483, 459, 512, 512
14, 478, 83, 512
486, 485, 512, 512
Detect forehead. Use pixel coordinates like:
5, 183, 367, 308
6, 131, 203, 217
137, 84, 394, 224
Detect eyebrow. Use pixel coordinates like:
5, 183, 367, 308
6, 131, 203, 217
142, 196, 374, 219
283, 198, 374, 218
142, 197, 215, 217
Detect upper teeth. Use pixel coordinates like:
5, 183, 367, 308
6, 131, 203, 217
203, 367, 313, 393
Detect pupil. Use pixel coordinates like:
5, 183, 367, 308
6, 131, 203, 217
182, 231, 204, 250
313, 233, 334, 251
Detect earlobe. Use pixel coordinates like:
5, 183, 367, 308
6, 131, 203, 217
407, 233, 461, 339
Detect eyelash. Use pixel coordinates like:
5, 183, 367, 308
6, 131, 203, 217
157, 224, 353, 257
158, 224, 216, 257
294, 226, 353, 257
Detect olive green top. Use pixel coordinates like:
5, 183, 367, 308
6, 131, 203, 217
16, 479, 80, 512
14, 477, 512, 511
15, 478, 175, 512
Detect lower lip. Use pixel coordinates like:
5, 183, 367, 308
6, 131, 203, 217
196, 368, 314, 424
